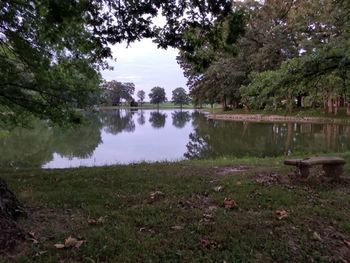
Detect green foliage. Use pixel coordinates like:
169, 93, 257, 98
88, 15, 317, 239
179, 0, 350, 113
0, 0, 237, 127
137, 90, 146, 105
171, 87, 190, 108
101, 81, 135, 106
149, 87, 167, 107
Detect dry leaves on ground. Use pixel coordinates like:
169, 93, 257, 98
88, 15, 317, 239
275, 210, 288, 220
87, 216, 105, 226
149, 191, 165, 201
223, 198, 238, 209
54, 236, 84, 249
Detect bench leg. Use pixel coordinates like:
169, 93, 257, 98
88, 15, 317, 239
299, 166, 309, 179
323, 164, 344, 178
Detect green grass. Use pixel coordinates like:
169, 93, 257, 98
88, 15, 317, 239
1, 156, 350, 262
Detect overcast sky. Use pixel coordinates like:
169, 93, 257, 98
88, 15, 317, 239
101, 39, 188, 100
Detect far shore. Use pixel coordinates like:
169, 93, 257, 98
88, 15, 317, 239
206, 112, 350, 125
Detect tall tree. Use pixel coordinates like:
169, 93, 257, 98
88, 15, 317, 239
149, 87, 167, 109
171, 87, 190, 109
0, 0, 241, 127
137, 90, 146, 106
102, 81, 135, 106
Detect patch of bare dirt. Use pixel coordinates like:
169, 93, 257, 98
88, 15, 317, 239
1, 205, 84, 260
213, 166, 250, 176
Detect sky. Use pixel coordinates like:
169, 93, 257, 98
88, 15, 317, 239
101, 39, 188, 101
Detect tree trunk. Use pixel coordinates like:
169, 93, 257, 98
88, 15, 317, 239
296, 95, 302, 108
0, 177, 25, 250
347, 102, 350, 116
327, 97, 334, 114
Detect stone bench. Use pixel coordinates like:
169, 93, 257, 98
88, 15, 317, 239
284, 156, 346, 178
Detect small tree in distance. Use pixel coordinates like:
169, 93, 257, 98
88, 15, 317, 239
149, 87, 167, 109
172, 87, 190, 110
137, 90, 146, 106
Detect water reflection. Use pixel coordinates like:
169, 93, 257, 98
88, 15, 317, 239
185, 113, 350, 159
0, 114, 102, 167
137, 110, 146, 126
172, 111, 191, 129
0, 109, 350, 168
100, 109, 136, 134
149, 111, 167, 129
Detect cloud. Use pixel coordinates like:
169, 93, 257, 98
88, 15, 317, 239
102, 39, 188, 99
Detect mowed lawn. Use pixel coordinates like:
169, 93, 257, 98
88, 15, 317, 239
1, 156, 350, 262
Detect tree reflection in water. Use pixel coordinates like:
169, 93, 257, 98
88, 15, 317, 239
185, 112, 350, 159
149, 111, 167, 129
100, 109, 136, 134
172, 111, 191, 129
137, 110, 146, 125
0, 113, 103, 167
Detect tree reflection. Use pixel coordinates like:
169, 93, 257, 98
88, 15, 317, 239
185, 113, 350, 159
52, 114, 103, 159
137, 110, 146, 125
100, 109, 136, 134
0, 113, 103, 167
171, 111, 191, 129
149, 111, 167, 129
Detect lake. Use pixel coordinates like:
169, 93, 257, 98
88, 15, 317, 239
1, 109, 350, 168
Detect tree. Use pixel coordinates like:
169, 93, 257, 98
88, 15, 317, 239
137, 90, 146, 106
102, 81, 135, 106
171, 88, 190, 109
0, 0, 243, 250
149, 87, 167, 109
0, 0, 241, 128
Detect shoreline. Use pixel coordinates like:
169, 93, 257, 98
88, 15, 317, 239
207, 113, 350, 125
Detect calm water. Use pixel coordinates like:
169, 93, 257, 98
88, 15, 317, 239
1, 109, 350, 168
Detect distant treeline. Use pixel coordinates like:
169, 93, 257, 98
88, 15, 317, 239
100, 81, 191, 109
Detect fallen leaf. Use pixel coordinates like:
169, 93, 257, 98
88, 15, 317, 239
312, 231, 322, 242
88, 216, 105, 225
213, 186, 223, 192
223, 198, 238, 209
28, 231, 36, 238
149, 191, 165, 201
275, 210, 288, 220
54, 243, 65, 249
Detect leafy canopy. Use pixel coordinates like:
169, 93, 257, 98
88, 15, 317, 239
0, 0, 239, 127
149, 87, 167, 106
171, 87, 190, 107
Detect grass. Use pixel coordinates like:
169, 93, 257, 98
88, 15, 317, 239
1, 155, 350, 262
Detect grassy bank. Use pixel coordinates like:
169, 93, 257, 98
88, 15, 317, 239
2, 156, 350, 262
203, 107, 350, 119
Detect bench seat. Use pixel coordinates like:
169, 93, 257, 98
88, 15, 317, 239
284, 156, 346, 178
